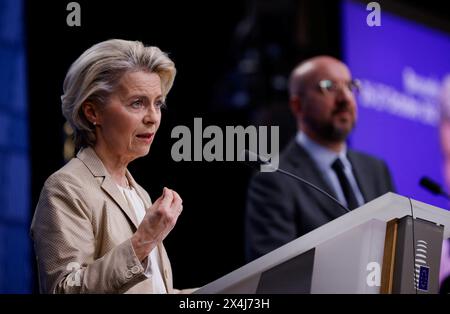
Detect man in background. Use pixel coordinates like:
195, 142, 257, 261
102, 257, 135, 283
245, 56, 395, 261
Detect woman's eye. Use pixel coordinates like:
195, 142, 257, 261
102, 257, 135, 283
131, 100, 143, 108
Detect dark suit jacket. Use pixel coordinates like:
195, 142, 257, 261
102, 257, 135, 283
245, 139, 395, 262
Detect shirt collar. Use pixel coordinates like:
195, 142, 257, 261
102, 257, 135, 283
296, 131, 349, 171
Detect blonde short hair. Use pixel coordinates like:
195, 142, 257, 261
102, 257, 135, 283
61, 39, 176, 148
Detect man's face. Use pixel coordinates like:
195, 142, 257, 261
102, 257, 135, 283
299, 60, 358, 143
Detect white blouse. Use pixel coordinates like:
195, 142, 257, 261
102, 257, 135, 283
117, 185, 167, 294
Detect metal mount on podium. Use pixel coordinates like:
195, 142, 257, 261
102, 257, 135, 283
195, 193, 450, 294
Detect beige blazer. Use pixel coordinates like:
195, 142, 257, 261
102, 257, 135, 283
31, 147, 180, 294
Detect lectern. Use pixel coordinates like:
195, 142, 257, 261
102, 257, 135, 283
195, 193, 450, 294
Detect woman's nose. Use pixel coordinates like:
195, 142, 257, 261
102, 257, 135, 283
143, 105, 159, 125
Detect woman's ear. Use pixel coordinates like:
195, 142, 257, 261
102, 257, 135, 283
82, 101, 100, 126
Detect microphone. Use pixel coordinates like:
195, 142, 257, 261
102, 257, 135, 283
242, 150, 351, 213
419, 176, 450, 200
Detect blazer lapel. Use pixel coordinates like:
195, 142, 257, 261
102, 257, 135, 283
101, 177, 139, 229
76, 147, 139, 229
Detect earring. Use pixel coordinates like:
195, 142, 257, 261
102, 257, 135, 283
93, 121, 97, 126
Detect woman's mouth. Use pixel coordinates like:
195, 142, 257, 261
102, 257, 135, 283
136, 132, 154, 144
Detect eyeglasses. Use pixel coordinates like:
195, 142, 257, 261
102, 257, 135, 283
318, 79, 361, 95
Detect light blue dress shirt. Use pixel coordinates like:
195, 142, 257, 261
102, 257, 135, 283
296, 132, 365, 208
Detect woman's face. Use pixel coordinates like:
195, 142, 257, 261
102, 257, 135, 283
95, 71, 164, 161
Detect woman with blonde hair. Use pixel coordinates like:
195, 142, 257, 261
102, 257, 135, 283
31, 39, 192, 294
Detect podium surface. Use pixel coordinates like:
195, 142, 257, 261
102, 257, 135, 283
195, 193, 450, 294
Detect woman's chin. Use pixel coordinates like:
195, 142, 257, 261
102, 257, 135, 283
137, 146, 151, 157
126, 145, 151, 159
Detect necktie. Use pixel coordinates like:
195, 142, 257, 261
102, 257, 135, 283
331, 158, 359, 210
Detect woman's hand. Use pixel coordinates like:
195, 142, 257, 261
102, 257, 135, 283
131, 187, 183, 261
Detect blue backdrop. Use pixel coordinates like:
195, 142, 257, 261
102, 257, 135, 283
342, 0, 450, 210
0, 0, 31, 293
